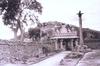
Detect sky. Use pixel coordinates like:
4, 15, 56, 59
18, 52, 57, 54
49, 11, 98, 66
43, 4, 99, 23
0, 0, 100, 39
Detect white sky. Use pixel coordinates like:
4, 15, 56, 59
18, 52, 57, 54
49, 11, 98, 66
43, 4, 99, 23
0, 0, 100, 39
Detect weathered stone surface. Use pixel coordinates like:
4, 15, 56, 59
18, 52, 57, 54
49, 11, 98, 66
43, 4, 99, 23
0, 39, 55, 64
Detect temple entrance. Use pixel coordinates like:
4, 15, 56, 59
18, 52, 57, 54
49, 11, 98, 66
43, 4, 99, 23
51, 37, 79, 51
63, 39, 71, 50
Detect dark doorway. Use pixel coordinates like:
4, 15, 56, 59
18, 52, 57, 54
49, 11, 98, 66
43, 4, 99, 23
63, 39, 71, 50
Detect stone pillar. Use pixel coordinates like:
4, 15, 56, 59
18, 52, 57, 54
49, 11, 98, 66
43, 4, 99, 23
60, 39, 63, 50
75, 39, 79, 46
71, 39, 74, 51
77, 11, 84, 47
55, 39, 58, 50
75, 39, 79, 51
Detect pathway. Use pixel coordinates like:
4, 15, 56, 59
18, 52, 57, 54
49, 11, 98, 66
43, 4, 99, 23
30, 51, 71, 66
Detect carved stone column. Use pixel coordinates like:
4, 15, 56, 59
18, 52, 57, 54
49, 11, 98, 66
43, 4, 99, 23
71, 39, 74, 51
75, 39, 79, 51
75, 39, 79, 46
55, 39, 58, 50
60, 39, 63, 50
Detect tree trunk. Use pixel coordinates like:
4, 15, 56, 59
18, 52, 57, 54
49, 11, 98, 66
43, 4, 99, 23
19, 23, 24, 42
11, 23, 18, 40
17, 10, 24, 42
14, 30, 17, 40
16, 18, 24, 42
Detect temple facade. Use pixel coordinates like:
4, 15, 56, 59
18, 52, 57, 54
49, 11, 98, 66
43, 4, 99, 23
50, 24, 79, 51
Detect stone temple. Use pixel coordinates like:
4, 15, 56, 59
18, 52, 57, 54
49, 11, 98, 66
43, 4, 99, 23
30, 21, 80, 51
50, 23, 79, 51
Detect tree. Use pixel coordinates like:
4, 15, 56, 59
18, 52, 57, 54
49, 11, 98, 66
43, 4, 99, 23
28, 27, 41, 41
0, 0, 42, 41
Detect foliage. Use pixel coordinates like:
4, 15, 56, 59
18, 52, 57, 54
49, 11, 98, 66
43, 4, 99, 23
0, 0, 42, 24
28, 27, 41, 41
0, 0, 20, 25
0, 0, 42, 40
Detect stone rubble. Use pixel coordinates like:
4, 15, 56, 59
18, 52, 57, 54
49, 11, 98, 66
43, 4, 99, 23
0, 39, 55, 64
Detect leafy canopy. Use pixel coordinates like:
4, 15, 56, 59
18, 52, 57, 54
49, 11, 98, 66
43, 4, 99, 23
0, 0, 42, 25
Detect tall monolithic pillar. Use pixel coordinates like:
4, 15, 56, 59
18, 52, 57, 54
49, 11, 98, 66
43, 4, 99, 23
77, 11, 84, 47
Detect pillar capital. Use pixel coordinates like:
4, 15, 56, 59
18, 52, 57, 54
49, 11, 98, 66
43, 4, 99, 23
77, 11, 84, 18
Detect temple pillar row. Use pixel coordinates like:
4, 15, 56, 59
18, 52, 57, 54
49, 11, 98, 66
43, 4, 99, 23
54, 38, 79, 51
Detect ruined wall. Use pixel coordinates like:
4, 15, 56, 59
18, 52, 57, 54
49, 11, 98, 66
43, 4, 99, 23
84, 39, 100, 49
0, 39, 55, 64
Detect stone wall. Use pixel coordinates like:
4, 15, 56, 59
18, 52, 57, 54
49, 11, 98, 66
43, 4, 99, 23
0, 39, 55, 64
84, 39, 100, 49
